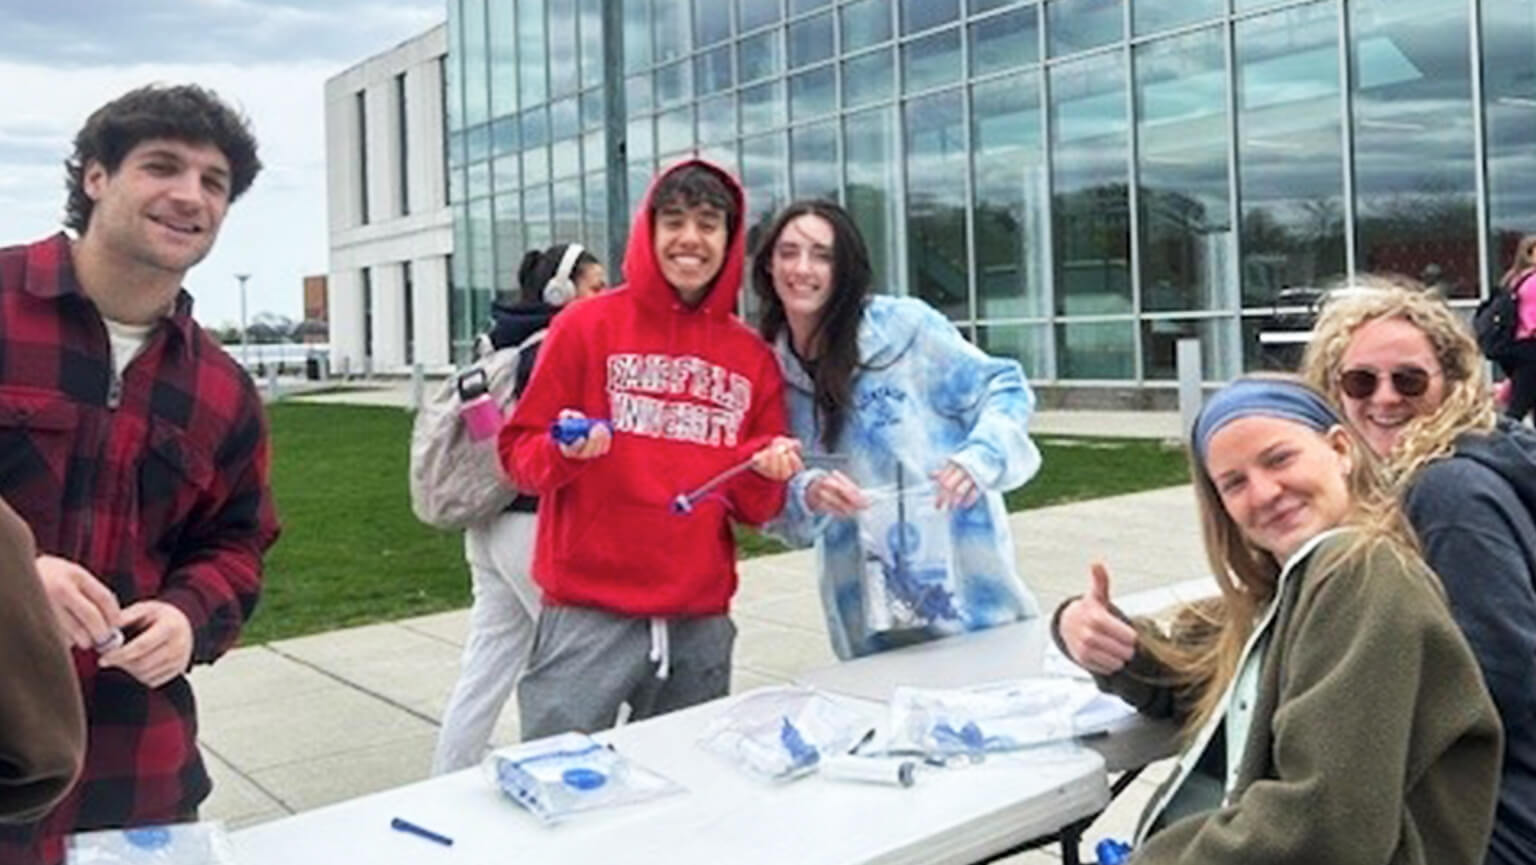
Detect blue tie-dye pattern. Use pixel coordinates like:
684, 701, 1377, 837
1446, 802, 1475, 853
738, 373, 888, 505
764, 296, 1043, 660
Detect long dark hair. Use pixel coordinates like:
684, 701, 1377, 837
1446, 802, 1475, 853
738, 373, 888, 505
515, 242, 599, 305
751, 200, 872, 449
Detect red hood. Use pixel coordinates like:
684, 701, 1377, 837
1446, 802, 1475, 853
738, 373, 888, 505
621, 158, 748, 318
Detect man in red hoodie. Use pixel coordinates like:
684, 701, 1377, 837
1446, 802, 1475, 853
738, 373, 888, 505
500, 160, 800, 740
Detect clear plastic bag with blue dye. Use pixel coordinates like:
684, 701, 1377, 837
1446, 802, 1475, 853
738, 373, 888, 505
886, 679, 1136, 760
67, 822, 236, 864
486, 732, 684, 824
856, 482, 958, 633
698, 687, 874, 782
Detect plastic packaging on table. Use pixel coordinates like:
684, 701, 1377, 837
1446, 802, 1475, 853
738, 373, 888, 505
698, 686, 875, 782
67, 822, 237, 865
856, 479, 959, 634
486, 732, 684, 824
885, 679, 1136, 760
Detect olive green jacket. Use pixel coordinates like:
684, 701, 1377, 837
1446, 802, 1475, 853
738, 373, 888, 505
1096, 533, 1503, 865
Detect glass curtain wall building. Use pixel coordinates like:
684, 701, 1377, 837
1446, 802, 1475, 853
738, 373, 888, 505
444, 0, 1536, 389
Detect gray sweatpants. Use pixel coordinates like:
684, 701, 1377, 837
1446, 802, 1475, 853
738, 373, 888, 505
516, 605, 736, 741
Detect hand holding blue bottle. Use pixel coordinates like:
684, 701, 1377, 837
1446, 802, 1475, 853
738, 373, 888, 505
1096, 837, 1132, 864
550, 411, 612, 460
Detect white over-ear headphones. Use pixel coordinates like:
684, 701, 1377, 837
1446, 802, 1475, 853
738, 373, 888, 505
542, 243, 586, 306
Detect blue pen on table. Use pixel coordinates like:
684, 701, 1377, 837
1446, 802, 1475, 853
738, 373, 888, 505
391, 817, 454, 847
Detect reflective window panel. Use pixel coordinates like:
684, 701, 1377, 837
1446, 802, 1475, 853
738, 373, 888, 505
1351, 0, 1478, 298
488, 0, 516, 117
695, 44, 734, 95
904, 88, 970, 320
843, 48, 894, 109
741, 79, 788, 133
1050, 49, 1130, 315
1133, 0, 1222, 38
972, 70, 1048, 320
740, 0, 782, 33
493, 191, 522, 293
697, 0, 733, 46
653, 0, 692, 63
697, 93, 738, 143
789, 11, 834, 68
517, 0, 547, 107
971, 5, 1039, 77
845, 106, 902, 292
1135, 26, 1234, 314
742, 132, 791, 256
792, 121, 840, 202
550, 0, 580, 96
1056, 320, 1134, 379
1140, 317, 1238, 381
903, 0, 959, 36
842, 0, 893, 52
903, 27, 962, 92
979, 323, 1051, 381
791, 64, 836, 120
1482, 0, 1536, 285
1234, 1, 1345, 307
1047, 0, 1123, 59
739, 28, 784, 82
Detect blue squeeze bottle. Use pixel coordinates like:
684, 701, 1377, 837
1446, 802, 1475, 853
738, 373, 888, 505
1096, 838, 1132, 865
549, 417, 612, 445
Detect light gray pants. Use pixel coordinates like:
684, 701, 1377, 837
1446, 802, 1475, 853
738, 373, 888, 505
432, 512, 542, 774
517, 605, 736, 741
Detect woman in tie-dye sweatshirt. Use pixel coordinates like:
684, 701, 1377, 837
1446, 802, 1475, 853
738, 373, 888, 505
754, 200, 1042, 659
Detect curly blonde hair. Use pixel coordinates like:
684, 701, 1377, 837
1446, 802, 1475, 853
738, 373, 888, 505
1299, 274, 1495, 486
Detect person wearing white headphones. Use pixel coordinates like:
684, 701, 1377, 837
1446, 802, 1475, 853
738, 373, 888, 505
432, 242, 605, 774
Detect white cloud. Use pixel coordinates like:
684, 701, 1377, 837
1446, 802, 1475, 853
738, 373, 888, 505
0, 1, 442, 329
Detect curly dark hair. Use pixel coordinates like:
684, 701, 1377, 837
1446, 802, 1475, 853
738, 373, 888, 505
64, 83, 261, 233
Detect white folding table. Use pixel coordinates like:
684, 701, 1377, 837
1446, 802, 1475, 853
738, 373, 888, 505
233, 619, 1176, 865
231, 692, 1110, 865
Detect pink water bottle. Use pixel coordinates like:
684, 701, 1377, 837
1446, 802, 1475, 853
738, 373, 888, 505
457, 369, 503, 441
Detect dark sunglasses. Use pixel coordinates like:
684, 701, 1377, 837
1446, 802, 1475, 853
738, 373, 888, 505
1338, 366, 1434, 400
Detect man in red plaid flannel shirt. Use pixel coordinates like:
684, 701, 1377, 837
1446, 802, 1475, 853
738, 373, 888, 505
0, 84, 280, 863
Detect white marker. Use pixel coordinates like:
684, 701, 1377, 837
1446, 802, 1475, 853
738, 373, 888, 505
820, 756, 917, 788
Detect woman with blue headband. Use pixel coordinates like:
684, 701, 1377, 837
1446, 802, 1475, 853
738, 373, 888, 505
1052, 375, 1501, 864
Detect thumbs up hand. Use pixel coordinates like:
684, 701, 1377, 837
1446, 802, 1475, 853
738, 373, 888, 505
1059, 562, 1139, 675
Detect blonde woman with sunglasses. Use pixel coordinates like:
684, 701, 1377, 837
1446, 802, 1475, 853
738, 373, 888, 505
1303, 275, 1536, 865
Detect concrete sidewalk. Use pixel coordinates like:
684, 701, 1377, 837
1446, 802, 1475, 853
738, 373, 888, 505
191, 483, 1206, 862
283, 377, 1188, 440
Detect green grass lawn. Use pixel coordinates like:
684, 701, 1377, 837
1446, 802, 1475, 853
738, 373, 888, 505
245, 403, 1192, 644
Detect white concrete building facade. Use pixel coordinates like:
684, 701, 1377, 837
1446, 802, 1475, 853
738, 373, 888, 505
324, 24, 453, 375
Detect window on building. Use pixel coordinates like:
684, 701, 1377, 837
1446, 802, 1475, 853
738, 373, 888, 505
396, 72, 410, 216
356, 91, 370, 225
403, 261, 415, 365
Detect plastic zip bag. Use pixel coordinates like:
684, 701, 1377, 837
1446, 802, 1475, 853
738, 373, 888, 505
886, 679, 1136, 760
698, 687, 875, 782
67, 822, 236, 865
486, 732, 685, 824
856, 478, 958, 633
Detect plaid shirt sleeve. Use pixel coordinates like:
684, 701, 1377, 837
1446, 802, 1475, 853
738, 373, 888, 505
156, 379, 279, 664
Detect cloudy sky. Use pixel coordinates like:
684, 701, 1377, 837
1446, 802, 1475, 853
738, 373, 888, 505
0, 0, 445, 329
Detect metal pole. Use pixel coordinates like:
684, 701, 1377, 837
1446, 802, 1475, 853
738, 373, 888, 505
235, 273, 251, 372
602, 0, 628, 272
1177, 337, 1204, 438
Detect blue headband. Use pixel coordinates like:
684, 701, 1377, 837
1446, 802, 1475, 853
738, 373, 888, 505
1193, 379, 1341, 462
